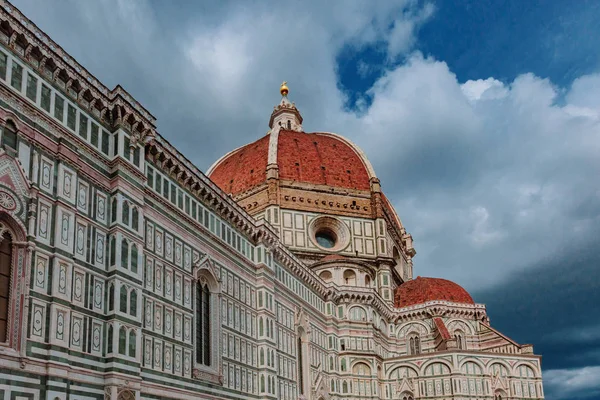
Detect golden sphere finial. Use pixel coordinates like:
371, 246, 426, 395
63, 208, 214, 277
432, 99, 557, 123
280, 81, 289, 96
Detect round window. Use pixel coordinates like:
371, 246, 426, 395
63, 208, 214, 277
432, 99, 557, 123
315, 229, 337, 248
309, 216, 350, 252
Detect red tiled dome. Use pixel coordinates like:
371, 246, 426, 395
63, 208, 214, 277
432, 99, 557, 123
208, 130, 373, 195
394, 277, 474, 308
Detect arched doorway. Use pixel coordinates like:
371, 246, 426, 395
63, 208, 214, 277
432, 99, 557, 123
0, 212, 28, 349
0, 229, 13, 342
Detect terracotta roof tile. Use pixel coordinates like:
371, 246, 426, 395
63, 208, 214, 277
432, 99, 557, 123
394, 277, 475, 308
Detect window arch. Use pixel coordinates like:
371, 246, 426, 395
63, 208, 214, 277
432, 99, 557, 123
343, 269, 356, 285
407, 333, 421, 355
122, 201, 129, 225
0, 231, 12, 343
119, 285, 128, 313
118, 326, 127, 354
342, 381, 348, 393
121, 238, 129, 269
129, 290, 137, 316
319, 270, 332, 283
348, 306, 367, 321
455, 330, 466, 350
109, 236, 116, 266
365, 275, 371, 287
2, 120, 17, 149
107, 324, 113, 353
128, 330, 136, 357
131, 244, 138, 273
352, 362, 371, 376
131, 207, 139, 230
195, 281, 211, 366
111, 198, 117, 223
107, 283, 114, 311
400, 392, 414, 400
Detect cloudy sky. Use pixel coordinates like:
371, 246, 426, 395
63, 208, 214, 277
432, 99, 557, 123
13, 0, 600, 398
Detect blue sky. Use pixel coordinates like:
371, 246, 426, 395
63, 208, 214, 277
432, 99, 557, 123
11, 0, 600, 398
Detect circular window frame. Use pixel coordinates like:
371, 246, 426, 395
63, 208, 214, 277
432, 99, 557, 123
309, 216, 351, 252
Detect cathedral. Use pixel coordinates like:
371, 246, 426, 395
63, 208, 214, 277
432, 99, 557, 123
0, 1, 544, 399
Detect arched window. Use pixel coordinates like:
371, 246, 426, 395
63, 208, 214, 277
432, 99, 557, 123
260, 375, 265, 392
319, 270, 332, 283
122, 201, 129, 225
129, 290, 137, 316
329, 356, 335, 371
259, 317, 264, 336
128, 330, 136, 357
365, 275, 371, 287
408, 334, 421, 355
297, 335, 304, 394
400, 392, 414, 400
271, 349, 275, 366
260, 348, 265, 365
130, 244, 138, 273
455, 330, 466, 350
107, 283, 114, 311
109, 236, 116, 266
349, 306, 366, 321
343, 269, 356, 285
118, 327, 127, 354
121, 238, 129, 269
340, 358, 347, 371
131, 207, 139, 230
111, 198, 117, 223
342, 381, 348, 393
2, 120, 17, 149
0, 231, 12, 342
119, 285, 128, 313
107, 324, 113, 353
195, 281, 211, 366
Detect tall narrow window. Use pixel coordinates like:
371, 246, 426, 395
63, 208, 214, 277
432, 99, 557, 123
54, 95, 64, 122
40, 84, 51, 112
10, 62, 22, 91
0, 232, 12, 342
109, 236, 116, 266
2, 121, 17, 150
408, 335, 421, 355
120, 286, 128, 313
25, 73, 37, 101
131, 244, 138, 274
118, 327, 127, 354
131, 207, 139, 231
107, 325, 113, 353
128, 330, 136, 357
107, 283, 114, 311
111, 198, 117, 223
101, 130, 110, 155
78, 113, 88, 139
297, 336, 304, 394
196, 282, 211, 366
122, 201, 129, 225
121, 239, 129, 269
66, 104, 77, 131
90, 123, 99, 147
0, 52, 6, 80
129, 290, 137, 316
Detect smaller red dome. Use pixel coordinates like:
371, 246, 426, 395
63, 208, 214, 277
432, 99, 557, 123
394, 277, 474, 308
